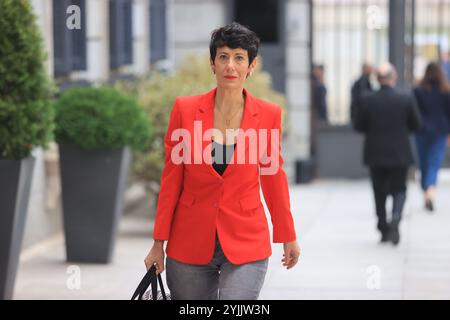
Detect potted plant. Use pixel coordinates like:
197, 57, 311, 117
54, 86, 152, 263
0, 0, 55, 300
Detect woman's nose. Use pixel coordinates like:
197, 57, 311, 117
226, 59, 236, 70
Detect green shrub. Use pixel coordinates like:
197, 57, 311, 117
54, 87, 152, 151
0, 0, 55, 159
115, 54, 286, 188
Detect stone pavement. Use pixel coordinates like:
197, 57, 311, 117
13, 170, 450, 300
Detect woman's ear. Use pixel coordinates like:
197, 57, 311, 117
251, 57, 257, 70
210, 58, 215, 74
247, 58, 257, 77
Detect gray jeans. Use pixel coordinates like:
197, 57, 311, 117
166, 236, 268, 300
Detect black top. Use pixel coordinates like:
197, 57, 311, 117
355, 85, 422, 166
211, 140, 236, 176
413, 86, 450, 135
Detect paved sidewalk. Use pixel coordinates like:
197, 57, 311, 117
14, 171, 450, 299
261, 171, 450, 299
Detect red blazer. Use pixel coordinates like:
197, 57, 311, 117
153, 87, 296, 265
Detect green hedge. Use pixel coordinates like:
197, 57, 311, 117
0, 0, 55, 159
54, 87, 152, 151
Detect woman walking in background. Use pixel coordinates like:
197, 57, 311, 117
413, 62, 450, 212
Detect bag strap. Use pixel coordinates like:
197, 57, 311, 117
131, 265, 168, 300
150, 270, 158, 300
157, 273, 167, 300
131, 265, 157, 300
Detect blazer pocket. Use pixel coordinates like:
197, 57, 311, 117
239, 195, 261, 213
178, 191, 195, 207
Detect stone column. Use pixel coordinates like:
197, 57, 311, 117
131, 0, 150, 75
285, 0, 312, 183
30, 0, 54, 76
72, 0, 110, 82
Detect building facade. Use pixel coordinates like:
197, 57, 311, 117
25, 0, 312, 247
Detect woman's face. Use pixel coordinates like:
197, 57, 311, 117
210, 46, 257, 89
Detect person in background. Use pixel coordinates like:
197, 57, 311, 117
413, 62, 450, 212
355, 63, 422, 246
351, 63, 374, 126
312, 64, 328, 122
440, 50, 450, 81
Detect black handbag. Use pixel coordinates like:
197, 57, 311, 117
131, 265, 170, 300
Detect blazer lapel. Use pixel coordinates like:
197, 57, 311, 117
224, 88, 260, 177
194, 87, 261, 179
195, 88, 220, 178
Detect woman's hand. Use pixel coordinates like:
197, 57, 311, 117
144, 240, 165, 274
282, 240, 301, 270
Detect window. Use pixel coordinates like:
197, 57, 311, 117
109, 0, 134, 69
234, 0, 278, 43
150, 0, 167, 64
53, 0, 87, 77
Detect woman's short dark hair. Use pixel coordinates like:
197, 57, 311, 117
209, 22, 260, 65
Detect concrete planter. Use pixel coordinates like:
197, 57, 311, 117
316, 124, 367, 179
0, 156, 35, 300
59, 144, 131, 263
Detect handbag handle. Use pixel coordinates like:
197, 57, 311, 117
131, 265, 168, 300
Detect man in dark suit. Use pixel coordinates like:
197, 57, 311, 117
350, 63, 374, 126
355, 63, 422, 245
312, 64, 328, 122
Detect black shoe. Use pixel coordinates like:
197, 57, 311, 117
377, 222, 389, 243
379, 224, 390, 243
425, 199, 434, 212
380, 230, 390, 243
389, 221, 400, 246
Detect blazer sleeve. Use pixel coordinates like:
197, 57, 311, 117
152, 98, 184, 240
259, 106, 297, 243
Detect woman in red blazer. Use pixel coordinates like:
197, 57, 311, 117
144, 22, 300, 300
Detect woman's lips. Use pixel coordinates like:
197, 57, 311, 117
225, 76, 237, 80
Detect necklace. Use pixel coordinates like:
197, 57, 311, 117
215, 101, 244, 127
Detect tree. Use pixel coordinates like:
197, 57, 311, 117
0, 0, 55, 159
